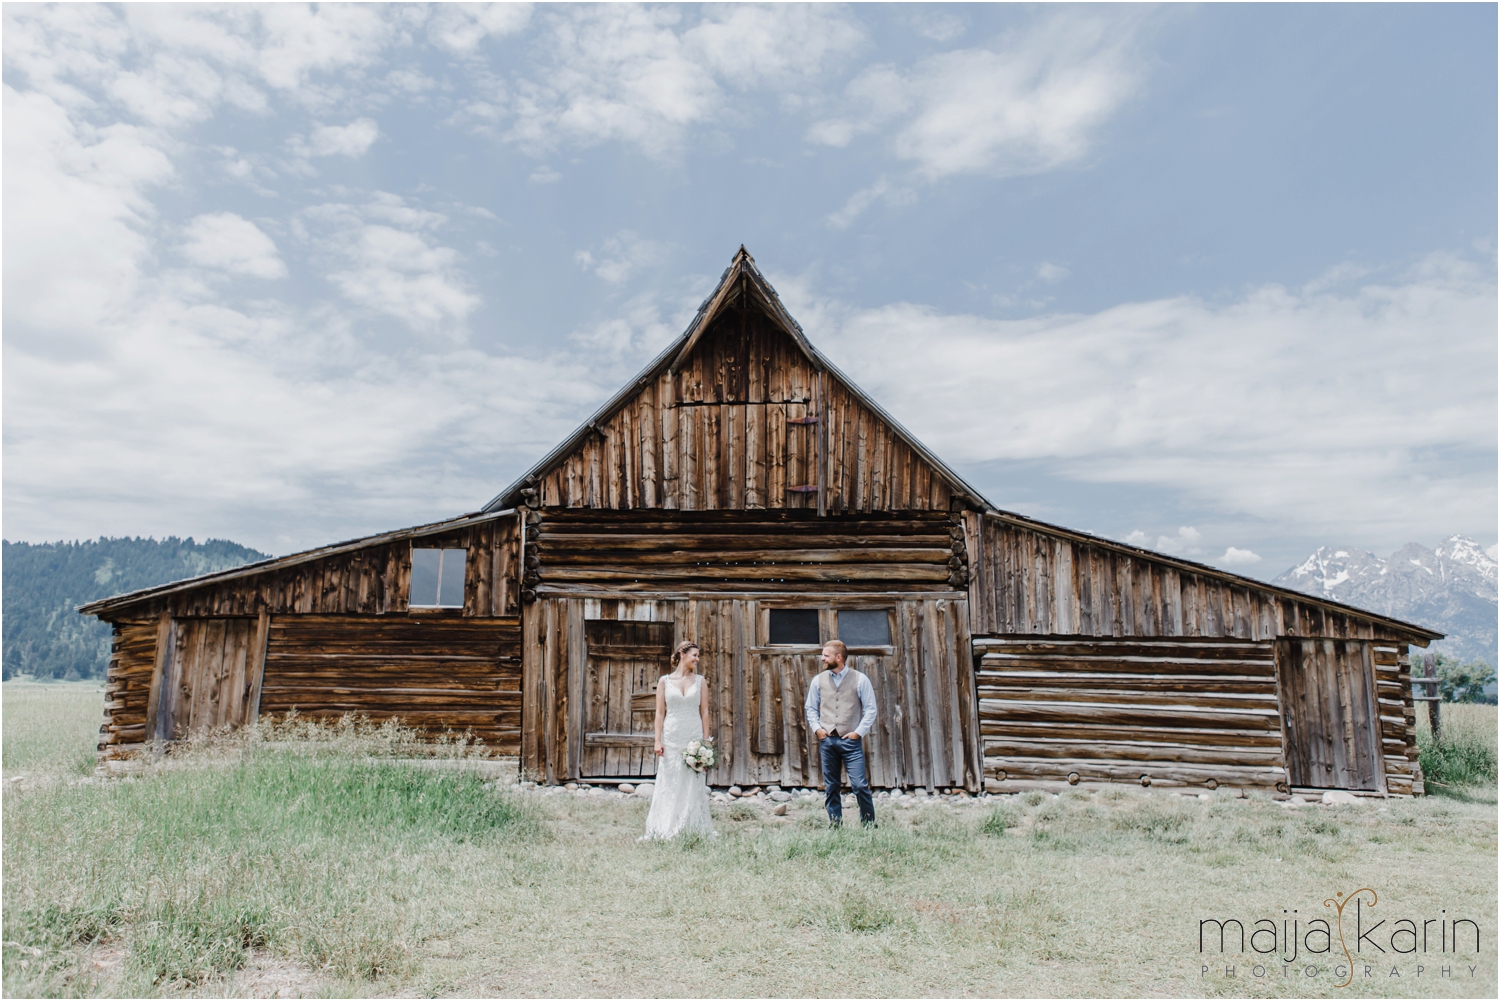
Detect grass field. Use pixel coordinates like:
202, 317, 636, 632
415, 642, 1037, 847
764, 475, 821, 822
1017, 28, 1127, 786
3, 683, 1495, 998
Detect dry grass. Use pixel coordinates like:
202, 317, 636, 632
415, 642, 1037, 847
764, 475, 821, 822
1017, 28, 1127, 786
2, 680, 108, 778
4, 684, 1496, 998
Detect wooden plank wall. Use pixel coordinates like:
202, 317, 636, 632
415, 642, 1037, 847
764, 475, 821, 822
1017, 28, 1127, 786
969, 515, 1417, 644
258, 616, 523, 754
527, 509, 966, 595
1276, 639, 1385, 791
521, 595, 977, 791
974, 637, 1287, 792
97, 620, 158, 758
118, 517, 520, 620
159, 617, 264, 738
533, 305, 954, 513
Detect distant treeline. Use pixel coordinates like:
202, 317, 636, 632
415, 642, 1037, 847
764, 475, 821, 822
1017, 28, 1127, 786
2, 537, 269, 680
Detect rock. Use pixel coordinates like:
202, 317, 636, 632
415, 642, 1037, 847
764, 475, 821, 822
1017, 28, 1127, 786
773, 803, 788, 816
1286, 795, 1308, 808
769, 791, 791, 802
767, 785, 781, 793
564, 782, 578, 791
728, 786, 744, 797
1197, 793, 1211, 801
618, 783, 635, 795
519, 780, 536, 790
1322, 790, 1361, 806
634, 782, 654, 799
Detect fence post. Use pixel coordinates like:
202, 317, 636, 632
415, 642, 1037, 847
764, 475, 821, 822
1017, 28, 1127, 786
1423, 652, 1441, 742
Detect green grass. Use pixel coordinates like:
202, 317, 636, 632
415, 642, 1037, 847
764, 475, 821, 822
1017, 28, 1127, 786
4, 683, 1497, 998
1416, 702, 1498, 792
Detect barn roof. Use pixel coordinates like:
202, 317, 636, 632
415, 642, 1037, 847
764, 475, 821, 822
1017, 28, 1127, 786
480, 247, 994, 513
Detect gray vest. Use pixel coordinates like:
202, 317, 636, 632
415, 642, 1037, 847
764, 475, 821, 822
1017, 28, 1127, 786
816, 669, 866, 736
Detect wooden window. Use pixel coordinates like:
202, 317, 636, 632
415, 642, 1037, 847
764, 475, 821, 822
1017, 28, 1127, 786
410, 547, 466, 608
768, 608, 820, 645
837, 609, 891, 647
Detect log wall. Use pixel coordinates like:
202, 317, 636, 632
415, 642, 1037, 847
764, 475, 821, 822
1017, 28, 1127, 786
1378, 645, 1421, 796
258, 616, 523, 753
525, 508, 966, 596
97, 619, 159, 758
532, 306, 954, 514
522, 595, 978, 791
975, 637, 1287, 792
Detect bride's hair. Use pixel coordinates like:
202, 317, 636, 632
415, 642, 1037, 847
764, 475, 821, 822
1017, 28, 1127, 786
669, 640, 700, 670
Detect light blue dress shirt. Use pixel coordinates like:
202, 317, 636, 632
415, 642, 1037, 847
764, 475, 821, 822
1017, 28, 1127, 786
803, 664, 878, 738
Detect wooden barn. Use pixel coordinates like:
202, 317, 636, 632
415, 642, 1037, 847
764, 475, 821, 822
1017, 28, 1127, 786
82, 248, 1442, 798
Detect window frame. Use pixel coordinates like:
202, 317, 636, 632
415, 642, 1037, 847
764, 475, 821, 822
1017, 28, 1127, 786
757, 599, 896, 652
408, 545, 469, 611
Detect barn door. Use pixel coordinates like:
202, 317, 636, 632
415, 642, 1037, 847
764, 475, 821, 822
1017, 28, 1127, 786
1276, 639, 1384, 791
150, 617, 266, 741
581, 620, 673, 778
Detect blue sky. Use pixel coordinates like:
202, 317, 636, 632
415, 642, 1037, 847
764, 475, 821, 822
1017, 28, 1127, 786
3, 3, 1495, 579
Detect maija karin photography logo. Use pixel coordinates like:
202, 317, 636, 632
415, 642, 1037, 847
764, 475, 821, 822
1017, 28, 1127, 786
1197, 887, 1485, 987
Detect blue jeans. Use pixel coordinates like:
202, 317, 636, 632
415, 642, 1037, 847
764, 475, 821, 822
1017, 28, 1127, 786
820, 736, 875, 825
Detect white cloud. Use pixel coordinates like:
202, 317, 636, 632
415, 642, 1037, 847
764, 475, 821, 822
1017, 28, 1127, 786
826, 177, 917, 228
779, 253, 1497, 548
1220, 547, 1263, 566
303, 197, 479, 337
1036, 261, 1070, 284
574, 231, 665, 286
306, 118, 380, 157
528, 165, 562, 184
181, 212, 287, 279
569, 291, 696, 368
913, 13, 966, 44
1154, 526, 1203, 557
808, 9, 1150, 221
498, 4, 862, 158
426, 3, 533, 54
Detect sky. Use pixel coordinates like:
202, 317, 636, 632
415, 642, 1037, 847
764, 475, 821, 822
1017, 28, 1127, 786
3, 2, 1496, 581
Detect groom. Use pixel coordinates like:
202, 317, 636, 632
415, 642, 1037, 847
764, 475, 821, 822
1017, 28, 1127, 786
804, 640, 877, 827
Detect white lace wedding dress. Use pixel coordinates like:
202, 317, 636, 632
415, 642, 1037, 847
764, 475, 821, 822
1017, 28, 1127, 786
641, 676, 715, 840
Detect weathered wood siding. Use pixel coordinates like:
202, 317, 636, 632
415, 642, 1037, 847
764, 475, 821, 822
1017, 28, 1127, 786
525, 508, 966, 595
93, 517, 523, 759
532, 306, 954, 514
258, 616, 523, 754
117, 517, 520, 620
1276, 639, 1384, 791
975, 637, 1286, 792
148, 615, 267, 741
968, 515, 1417, 643
522, 595, 978, 791
97, 619, 159, 757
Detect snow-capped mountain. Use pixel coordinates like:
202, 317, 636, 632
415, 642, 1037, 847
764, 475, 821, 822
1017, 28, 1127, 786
1273, 534, 1497, 667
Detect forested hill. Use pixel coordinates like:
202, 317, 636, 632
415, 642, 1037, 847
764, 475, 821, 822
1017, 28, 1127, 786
2, 537, 269, 680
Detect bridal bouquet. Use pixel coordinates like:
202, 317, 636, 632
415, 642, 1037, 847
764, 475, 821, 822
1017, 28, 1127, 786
682, 738, 716, 773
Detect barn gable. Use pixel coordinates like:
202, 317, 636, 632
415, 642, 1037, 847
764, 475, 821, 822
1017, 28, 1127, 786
484, 247, 990, 515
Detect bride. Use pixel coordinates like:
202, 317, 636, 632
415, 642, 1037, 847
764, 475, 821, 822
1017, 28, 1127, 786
641, 640, 715, 840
